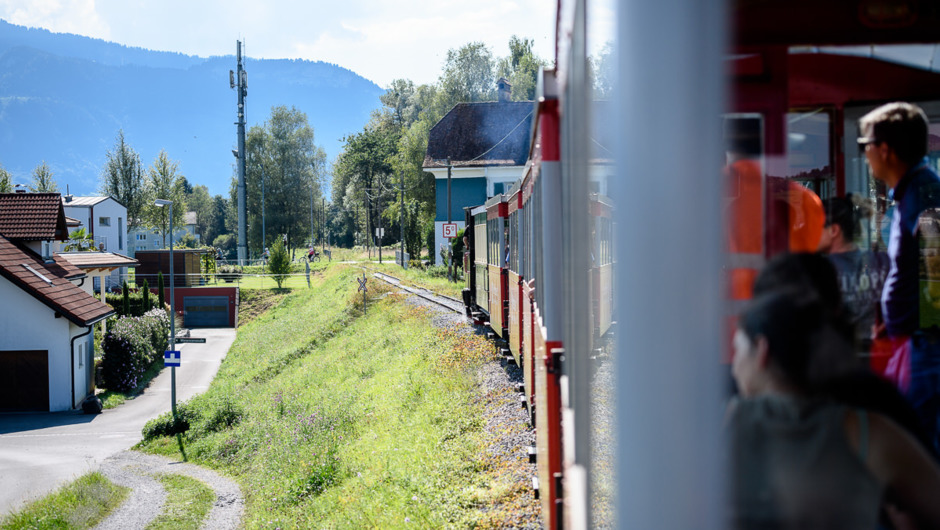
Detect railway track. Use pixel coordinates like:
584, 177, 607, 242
368, 269, 467, 315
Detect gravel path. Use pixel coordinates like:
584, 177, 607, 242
94, 450, 243, 530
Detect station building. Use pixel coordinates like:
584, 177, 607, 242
423, 78, 533, 265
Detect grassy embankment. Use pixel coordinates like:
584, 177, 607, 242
0, 472, 128, 529
137, 264, 524, 528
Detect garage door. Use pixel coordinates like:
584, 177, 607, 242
0, 350, 49, 412
183, 296, 230, 327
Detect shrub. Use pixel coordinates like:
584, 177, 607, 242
268, 239, 291, 288
426, 265, 448, 278
158, 272, 165, 308
100, 310, 170, 392
141, 279, 151, 312
142, 402, 196, 439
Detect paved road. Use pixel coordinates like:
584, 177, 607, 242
0, 327, 236, 515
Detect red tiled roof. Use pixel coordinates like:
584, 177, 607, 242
0, 193, 69, 241
0, 235, 114, 326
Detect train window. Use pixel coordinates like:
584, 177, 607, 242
786, 109, 834, 199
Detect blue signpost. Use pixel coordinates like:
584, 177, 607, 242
164, 350, 181, 367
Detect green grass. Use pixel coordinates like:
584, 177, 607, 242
145, 474, 215, 530
0, 472, 129, 529
136, 264, 513, 528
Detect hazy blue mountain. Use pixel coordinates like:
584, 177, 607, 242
0, 20, 383, 197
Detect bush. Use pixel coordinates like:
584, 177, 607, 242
426, 265, 448, 278
217, 265, 242, 283
100, 309, 170, 392
142, 402, 196, 439
268, 239, 291, 288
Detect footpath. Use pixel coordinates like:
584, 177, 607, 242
0, 327, 240, 526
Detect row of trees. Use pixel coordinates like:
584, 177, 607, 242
0, 161, 60, 193
329, 36, 547, 258
1, 130, 236, 255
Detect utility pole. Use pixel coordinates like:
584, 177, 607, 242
322, 198, 326, 253
232, 41, 248, 265
447, 159, 452, 281
378, 193, 383, 264
400, 169, 405, 268
261, 123, 266, 255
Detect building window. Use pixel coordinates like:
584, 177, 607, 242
137, 234, 147, 241
118, 217, 123, 250
99, 217, 111, 227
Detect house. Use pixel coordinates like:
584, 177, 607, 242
0, 192, 114, 411
61, 195, 129, 291
423, 78, 534, 264
127, 214, 197, 258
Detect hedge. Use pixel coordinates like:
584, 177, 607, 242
100, 309, 170, 392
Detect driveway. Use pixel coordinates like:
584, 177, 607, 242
0, 327, 236, 515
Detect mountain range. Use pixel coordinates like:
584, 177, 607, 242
0, 19, 384, 197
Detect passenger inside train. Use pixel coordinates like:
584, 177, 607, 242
729, 287, 940, 529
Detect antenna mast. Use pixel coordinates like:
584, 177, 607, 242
233, 40, 248, 264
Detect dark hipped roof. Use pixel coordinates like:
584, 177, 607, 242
0, 235, 113, 326
0, 193, 69, 241
423, 101, 534, 169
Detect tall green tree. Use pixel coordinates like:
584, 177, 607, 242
30, 161, 58, 192
439, 42, 496, 107
142, 150, 185, 247
0, 164, 12, 193
497, 36, 547, 101
267, 238, 291, 288
100, 130, 146, 230
183, 184, 213, 244
244, 106, 326, 256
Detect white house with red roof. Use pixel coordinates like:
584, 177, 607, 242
0, 192, 115, 411
60, 195, 129, 291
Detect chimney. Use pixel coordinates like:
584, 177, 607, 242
497, 77, 512, 103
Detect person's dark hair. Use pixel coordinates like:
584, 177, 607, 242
822, 195, 857, 242
859, 102, 929, 166
753, 252, 843, 318
740, 288, 824, 390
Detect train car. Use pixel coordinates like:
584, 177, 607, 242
589, 192, 614, 342
470, 204, 489, 324
485, 193, 509, 338
507, 183, 524, 368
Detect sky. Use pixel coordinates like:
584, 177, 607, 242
0, 0, 556, 88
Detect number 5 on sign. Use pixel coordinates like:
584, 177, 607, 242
443, 223, 458, 238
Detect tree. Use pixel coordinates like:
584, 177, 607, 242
245, 106, 326, 257
0, 164, 12, 193
184, 184, 213, 243
141, 279, 151, 312
101, 130, 146, 230
65, 227, 94, 251
205, 195, 230, 247
497, 36, 547, 101
142, 150, 185, 247
122, 281, 130, 315
267, 238, 291, 288
30, 161, 58, 192
157, 272, 165, 309
439, 42, 496, 107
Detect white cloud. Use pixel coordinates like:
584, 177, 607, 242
0, 0, 110, 37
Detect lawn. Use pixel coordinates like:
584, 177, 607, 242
136, 264, 525, 528
0, 472, 128, 529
